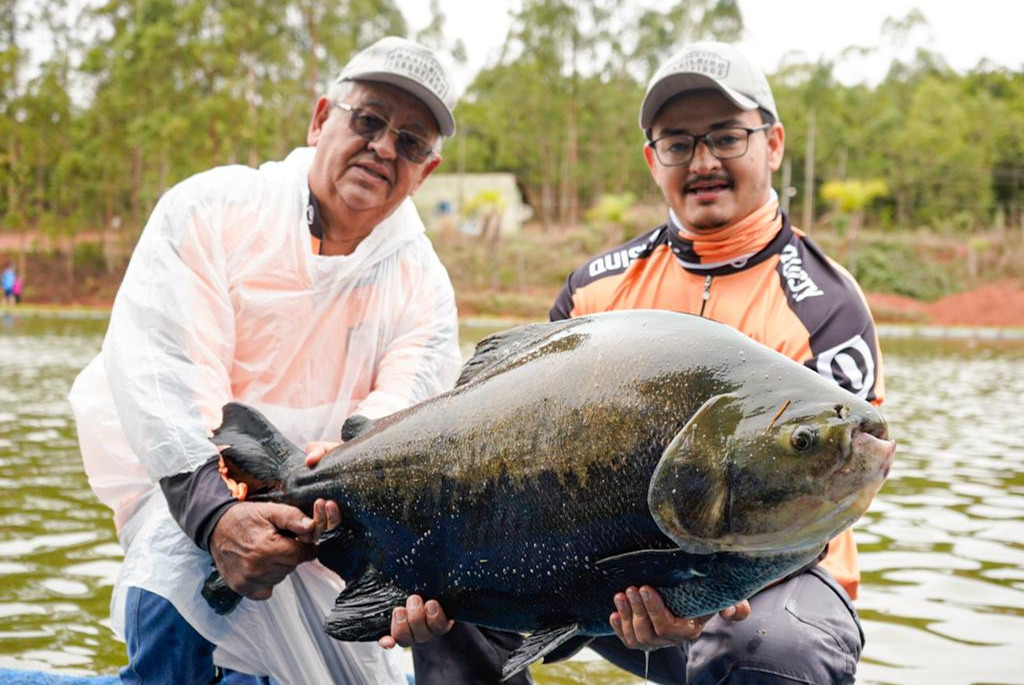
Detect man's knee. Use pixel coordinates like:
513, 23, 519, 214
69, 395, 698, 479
688, 569, 863, 684
121, 587, 218, 684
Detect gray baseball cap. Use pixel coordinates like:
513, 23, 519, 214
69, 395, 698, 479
639, 41, 779, 131
337, 36, 457, 137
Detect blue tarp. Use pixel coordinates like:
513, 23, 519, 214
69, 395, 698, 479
0, 670, 415, 685
0, 671, 118, 685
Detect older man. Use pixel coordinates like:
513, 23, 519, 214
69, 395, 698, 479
407, 41, 884, 685
70, 36, 463, 685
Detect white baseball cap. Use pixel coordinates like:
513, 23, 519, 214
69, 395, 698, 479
639, 41, 779, 131
336, 36, 457, 137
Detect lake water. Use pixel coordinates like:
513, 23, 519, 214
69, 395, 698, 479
1, 313, 1022, 684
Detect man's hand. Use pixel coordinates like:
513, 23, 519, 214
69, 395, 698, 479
610, 586, 750, 649
209, 502, 319, 600
378, 595, 454, 649
305, 441, 341, 468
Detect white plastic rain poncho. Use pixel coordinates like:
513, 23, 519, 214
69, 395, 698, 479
68, 146, 462, 684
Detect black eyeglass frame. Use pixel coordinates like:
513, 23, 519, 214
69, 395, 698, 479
332, 102, 437, 165
647, 123, 772, 167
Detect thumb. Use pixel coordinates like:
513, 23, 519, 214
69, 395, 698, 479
305, 441, 341, 468
263, 503, 315, 538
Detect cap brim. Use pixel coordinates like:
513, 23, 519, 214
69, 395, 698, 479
639, 73, 758, 130
345, 71, 456, 137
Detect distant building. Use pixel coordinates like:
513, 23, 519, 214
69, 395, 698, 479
413, 173, 530, 236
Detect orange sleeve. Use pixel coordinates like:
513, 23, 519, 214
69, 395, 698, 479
820, 528, 860, 600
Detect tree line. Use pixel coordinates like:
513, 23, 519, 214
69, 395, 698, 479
1, 0, 1023, 254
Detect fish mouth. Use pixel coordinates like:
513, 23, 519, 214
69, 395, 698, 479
849, 417, 895, 479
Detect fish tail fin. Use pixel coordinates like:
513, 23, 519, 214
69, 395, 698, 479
201, 568, 243, 615
212, 402, 303, 500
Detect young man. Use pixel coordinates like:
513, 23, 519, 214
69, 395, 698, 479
69, 36, 463, 685
408, 41, 884, 685
546, 39, 884, 685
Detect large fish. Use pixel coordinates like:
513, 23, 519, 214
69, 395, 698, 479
211, 310, 894, 679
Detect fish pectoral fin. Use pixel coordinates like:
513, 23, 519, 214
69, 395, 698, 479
595, 548, 712, 587
324, 566, 407, 642
501, 623, 583, 681
648, 393, 742, 553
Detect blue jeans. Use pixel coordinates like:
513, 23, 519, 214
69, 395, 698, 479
120, 587, 276, 685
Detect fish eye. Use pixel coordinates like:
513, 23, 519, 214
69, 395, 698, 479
790, 426, 818, 452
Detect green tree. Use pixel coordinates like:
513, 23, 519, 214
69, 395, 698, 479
457, 0, 742, 231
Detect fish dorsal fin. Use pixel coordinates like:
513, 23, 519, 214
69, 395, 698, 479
341, 414, 375, 441
457, 319, 581, 387
501, 623, 583, 681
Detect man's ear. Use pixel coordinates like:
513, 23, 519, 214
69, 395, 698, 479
409, 154, 443, 195
643, 143, 657, 176
768, 122, 785, 173
307, 98, 332, 146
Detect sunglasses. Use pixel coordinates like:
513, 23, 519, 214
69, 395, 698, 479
332, 102, 436, 165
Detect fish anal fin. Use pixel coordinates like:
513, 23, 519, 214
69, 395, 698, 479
324, 566, 408, 642
541, 635, 594, 664
501, 623, 582, 681
595, 547, 712, 588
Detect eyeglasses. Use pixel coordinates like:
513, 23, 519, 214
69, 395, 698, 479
332, 102, 436, 165
647, 124, 772, 167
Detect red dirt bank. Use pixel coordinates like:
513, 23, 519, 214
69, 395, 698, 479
866, 280, 1024, 328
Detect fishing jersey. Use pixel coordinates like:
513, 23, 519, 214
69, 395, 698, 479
550, 212, 885, 600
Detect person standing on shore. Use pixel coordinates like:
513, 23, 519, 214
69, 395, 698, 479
2, 262, 16, 305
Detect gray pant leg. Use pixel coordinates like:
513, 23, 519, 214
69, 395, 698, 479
412, 622, 535, 685
589, 635, 688, 685
590, 567, 864, 684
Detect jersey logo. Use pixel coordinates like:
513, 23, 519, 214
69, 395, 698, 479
587, 245, 647, 278
815, 334, 875, 400
779, 244, 824, 302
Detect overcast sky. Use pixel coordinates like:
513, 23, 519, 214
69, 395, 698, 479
399, 0, 1023, 94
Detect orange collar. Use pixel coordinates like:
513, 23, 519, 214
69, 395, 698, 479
669, 198, 782, 269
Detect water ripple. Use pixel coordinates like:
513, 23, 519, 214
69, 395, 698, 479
2, 318, 1023, 684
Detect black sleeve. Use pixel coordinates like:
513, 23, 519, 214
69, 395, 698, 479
549, 272, 576, 322
780, 233, 883, 403
159, 455, 239, 551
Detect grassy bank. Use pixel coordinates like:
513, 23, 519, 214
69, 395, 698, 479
6, 216, 1023, 324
